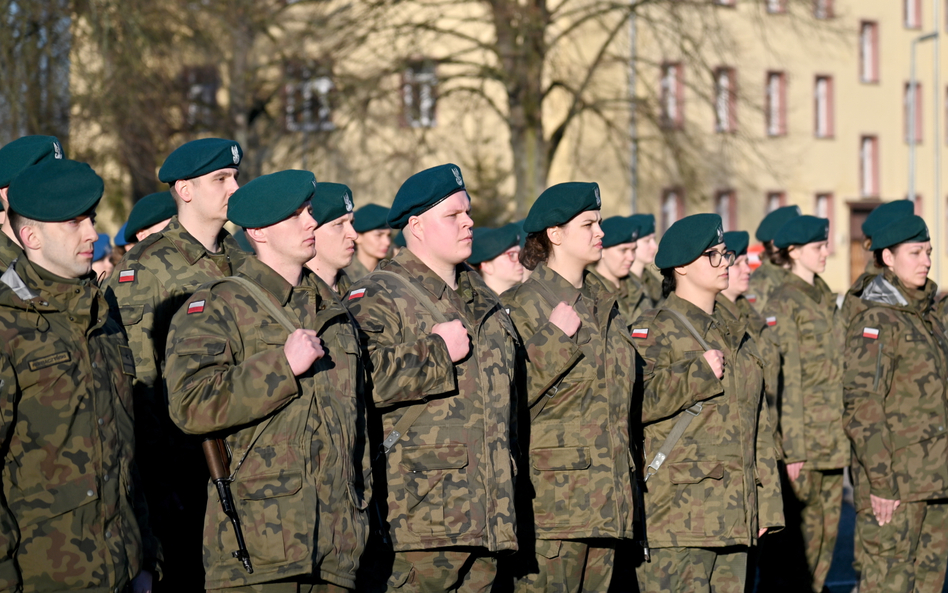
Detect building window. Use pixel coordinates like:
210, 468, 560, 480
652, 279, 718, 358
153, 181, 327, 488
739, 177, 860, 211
766, 192, 786, 213
905, 0, 922, 28
860, 136, 879, 197
767, 0, 786, 13
285, 62, 335, 132
814, 0, 833, 19
660, 63, 684, 129
403, 60, 437, 128
814, 76, 834, 138
716, 190, 737, 231
815, 193, 835, 253
860, 22, 879, 83
714, 67, 737, 133
661, 188, 684, 234
182, 65, 219, 130
766, 71, 787, 136
905, 82, 923, 143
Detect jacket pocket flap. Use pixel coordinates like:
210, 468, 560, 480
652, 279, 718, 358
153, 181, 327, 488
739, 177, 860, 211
14, 474, 98, 525
400, 444, 469, 471
174, 337, 227, 356
533, 447, 592, 471
118, 305, 144, 326
258, 324, 289, 346
236, 471, 303, 500
668, 461, 724, 484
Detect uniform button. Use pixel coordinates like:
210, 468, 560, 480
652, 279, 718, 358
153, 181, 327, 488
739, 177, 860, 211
86, 490, 94, 497
91, 362, 97, 369
75, 288, 80, 294
98, 418, 104, 425
105, 530, 112, 538
104, 474, 109, 482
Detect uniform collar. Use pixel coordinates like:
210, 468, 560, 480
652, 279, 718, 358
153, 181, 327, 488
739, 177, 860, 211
162, 215, 240, 266
783, 270, 832, 304
881, 268, 937, 314
389, 248, 454, 300
234, 256, 295, 306
662, 292, 716, 335
530, 262, 585, 304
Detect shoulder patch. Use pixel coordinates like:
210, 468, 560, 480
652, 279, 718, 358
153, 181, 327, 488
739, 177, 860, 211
187, 300, 206, 314
746, 294, 757, 304
118, 270, 135, 283
766, 316, 777, 326
348, 288, 367, 301
632, 328, 649, 339
862, 327, 879, 340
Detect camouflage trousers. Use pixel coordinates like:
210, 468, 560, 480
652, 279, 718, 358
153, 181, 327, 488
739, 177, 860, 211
856, 500, 948, 593
634, 546, 748, 593
512, 539, 616, 593
386, 548, 497, 593
790, 468, 843, 592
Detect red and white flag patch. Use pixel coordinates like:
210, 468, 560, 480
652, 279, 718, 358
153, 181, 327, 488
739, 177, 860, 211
348, 288, 366, 301
187, 300, 205, 315
746, 294, 757, 304
863, 327, 879, 340
632, 328, 649, 339
766, 316, 777, 326
118, 270, 135, 283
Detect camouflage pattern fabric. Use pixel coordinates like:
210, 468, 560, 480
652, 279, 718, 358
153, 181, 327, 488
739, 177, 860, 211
0, 233, 23, 272
785, 468, 843, 592
630, 268, 662, 308
839, 271, 877, 334
346, 256, 372, 283
746, 259, 788, 314
345, 249, 519, 556
632, 293, 784, 549
603, 271, 652, 329
0, 257, 160, 590
209, 580, 349, 593
511, 539, 615, 593
106, 215, 248, 588
501, 263, 638, 541
635, 545, 748, 593
855, 501, 948, 593
387, 548, 497, 592
763, 273, 847, 470
164, 257, 370, 589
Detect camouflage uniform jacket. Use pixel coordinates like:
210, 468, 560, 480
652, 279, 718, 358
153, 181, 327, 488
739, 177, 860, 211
0, 233, 23, 273
0, 258, 160, 591
164, 257, 370, 589
843, 271, 948, 511
631, 267, 663, 307
839, 271, 877, 333
345, 249, 519, 553
346, 256, 372, 283
746, 259, 788, 313
632, 293, 784, 548
502, 263, 638, 540
616, 273, 653, 328
764, 274, 848, 469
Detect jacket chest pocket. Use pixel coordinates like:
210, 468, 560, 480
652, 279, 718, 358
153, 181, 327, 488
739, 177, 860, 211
229, 471, 306, 565
667, 461, 731, 536
398, 444, 471, 537
531, 446, 592, 527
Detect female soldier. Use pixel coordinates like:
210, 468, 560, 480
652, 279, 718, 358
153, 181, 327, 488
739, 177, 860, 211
632, 214, 783, 593
502, 182, 639, 592
592, 215, 644, 324
628, 213, 662, 306
761, 215, 847, 593
843, 215, 948, 593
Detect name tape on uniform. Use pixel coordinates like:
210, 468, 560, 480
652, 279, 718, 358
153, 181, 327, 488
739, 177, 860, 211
118, 270, 135, 283
863, 327, 879, 340
187, 300, 205, 314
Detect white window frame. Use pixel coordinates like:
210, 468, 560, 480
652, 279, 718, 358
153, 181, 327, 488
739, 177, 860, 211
403, 62, 437, 128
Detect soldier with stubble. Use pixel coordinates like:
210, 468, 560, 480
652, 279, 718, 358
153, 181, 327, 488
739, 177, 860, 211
346, 164, 519, 593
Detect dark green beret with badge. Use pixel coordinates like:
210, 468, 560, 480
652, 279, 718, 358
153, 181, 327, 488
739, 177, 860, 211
312, 182, 354, 226
862, 200, 914, 239
601, 216, 639, 248
353, 203, 390, 233
723, 230, 749, 257
8, 159, 103, 222
773, 215, 829, 249
655, 213, 724, 269
0, 135, 64, 190
756, 205, 802, 243
124, 191, 176, 242
158, 138, 242, 183
469, 222, 521, 265
871, 215, 929, 251
523, 182, 601, 234
228, 169, 316, 228
628, 213, 656, 238
388, 163, 467, 229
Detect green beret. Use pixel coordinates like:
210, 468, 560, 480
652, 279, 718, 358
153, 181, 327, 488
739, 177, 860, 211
228, 170, 316, 228
0, 135, 64, 189
388, 163, 467, 229
756, 205, 802, 242
8, 159, 103, 222
516, 219, 527, 248
393, 230, 406, 248
469, 223, 521, 265
353, 203, 390, 233
233, 229, 255, 254
773, 215, 829, 249
312, 182, 354, 226
523, 182, 601, 234
601, 216, 639, 248
158, 138, 242, 183
871, 215, 929, 251
124, 191, 176, 242
655, 213, 724, 269
862, 200, 915, 238
723, 231, 749, 256
628, 213, 656, 238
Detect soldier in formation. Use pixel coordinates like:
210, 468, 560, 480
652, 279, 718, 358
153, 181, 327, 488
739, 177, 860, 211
305, 182, 358, 296
590, 214, 641, 325
467, 222, 523, 296
745, 205, 800, 313
627, 213, 662, 306
122, 190, 176, 247
348, 203, 392, 281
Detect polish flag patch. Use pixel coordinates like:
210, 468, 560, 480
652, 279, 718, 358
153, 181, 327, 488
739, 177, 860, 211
863, 327, 880, 340
746, 294, 757, 304
632, 328, 649, 339
187, 300, 205, 315
348, 288, 367, 301
766, 316, 777, 326
118, 270, 135, 283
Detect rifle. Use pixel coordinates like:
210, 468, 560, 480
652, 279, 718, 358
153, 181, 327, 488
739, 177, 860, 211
202, 438, 254, 574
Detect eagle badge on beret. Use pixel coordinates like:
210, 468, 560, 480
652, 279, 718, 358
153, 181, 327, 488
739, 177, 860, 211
231, 145, 241, 165
451, 167, 463, 186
